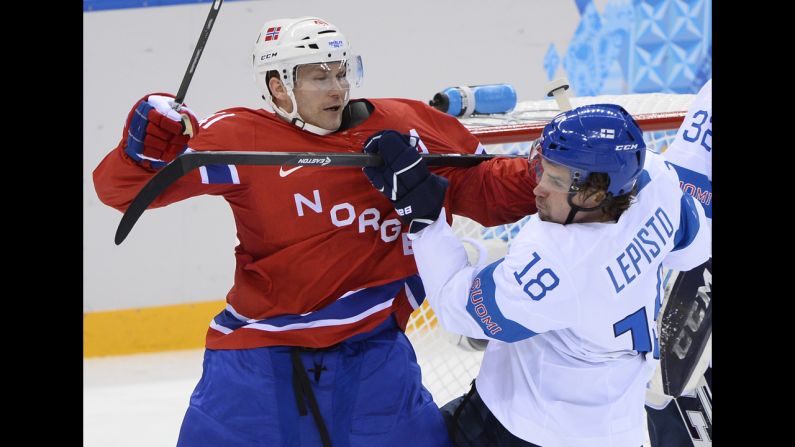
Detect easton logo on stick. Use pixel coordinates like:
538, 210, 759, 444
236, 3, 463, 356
296, 157, 332, 166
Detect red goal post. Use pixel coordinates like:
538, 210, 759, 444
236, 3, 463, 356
471, 110, 687, 144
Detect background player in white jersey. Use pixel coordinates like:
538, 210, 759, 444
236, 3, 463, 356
646, 79, 712, 447
362, 104, 710, 446
94, 16, 538, 447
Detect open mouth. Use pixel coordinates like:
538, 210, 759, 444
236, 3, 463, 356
324, 105, 342, 112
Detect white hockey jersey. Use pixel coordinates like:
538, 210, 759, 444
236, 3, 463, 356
663, 79, 712, 227
645, 79, 713, 408
412, 151, 710, 447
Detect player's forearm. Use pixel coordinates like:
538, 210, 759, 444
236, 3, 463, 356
93, 140, 217, 213
441, 157, 537, 227
93, 141, 157, 212
412, 210, 492, 339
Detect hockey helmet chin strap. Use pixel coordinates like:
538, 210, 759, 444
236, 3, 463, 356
270, 88, 349, 136
289, 116, 335, 136
563, 191, 604, 225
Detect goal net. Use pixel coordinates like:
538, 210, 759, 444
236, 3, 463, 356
404, 92, 696, 406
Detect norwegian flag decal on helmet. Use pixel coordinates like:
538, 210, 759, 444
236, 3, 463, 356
264, 26, 281, 41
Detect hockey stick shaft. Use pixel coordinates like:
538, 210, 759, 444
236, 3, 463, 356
114, 151, 523, 244
174, 151, 517, 168
175, 0, 223, 106
172, 0, 223, 137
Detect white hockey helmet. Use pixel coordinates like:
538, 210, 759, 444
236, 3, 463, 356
252, 17, 363, 131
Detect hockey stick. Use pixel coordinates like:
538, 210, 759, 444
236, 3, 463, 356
114, 151, 522, 244
172, 0, 224, 136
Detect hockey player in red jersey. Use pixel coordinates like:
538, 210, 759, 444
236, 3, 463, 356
93, 16, 536, 447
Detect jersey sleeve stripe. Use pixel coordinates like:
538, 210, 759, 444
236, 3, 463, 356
200, 112, 235, 130
635, 169, 652, 193
672, 194, 702, 252
199, 164, 241, 184
670, 164, 712, 219
466, 259, 539, 342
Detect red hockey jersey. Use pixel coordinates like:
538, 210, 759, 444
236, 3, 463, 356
94, 98, 536, 349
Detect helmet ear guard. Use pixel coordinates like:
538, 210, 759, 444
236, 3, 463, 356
537, 104, 647, 197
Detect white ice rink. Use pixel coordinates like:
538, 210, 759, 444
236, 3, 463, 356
84, 349, 204, 447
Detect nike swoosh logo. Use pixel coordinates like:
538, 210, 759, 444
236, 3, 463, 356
279, 166, 304, 177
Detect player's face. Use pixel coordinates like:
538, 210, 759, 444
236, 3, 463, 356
531, 157, 607, 224
532, 158, 576, 223
293, 61, 350, 131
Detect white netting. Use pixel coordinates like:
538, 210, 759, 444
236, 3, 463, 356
404, 92, 694, 406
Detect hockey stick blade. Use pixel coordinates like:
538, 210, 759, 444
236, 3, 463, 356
114, 151, 522, 244
659, 258, 712, 397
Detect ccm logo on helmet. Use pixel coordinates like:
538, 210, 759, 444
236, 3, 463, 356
616, 144, 639, 151
260, 52, 278, 61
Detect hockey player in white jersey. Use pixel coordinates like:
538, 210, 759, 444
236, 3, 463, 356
362, 103, 711, 446
660, 79, 711, 235
646, 79, 712, 447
